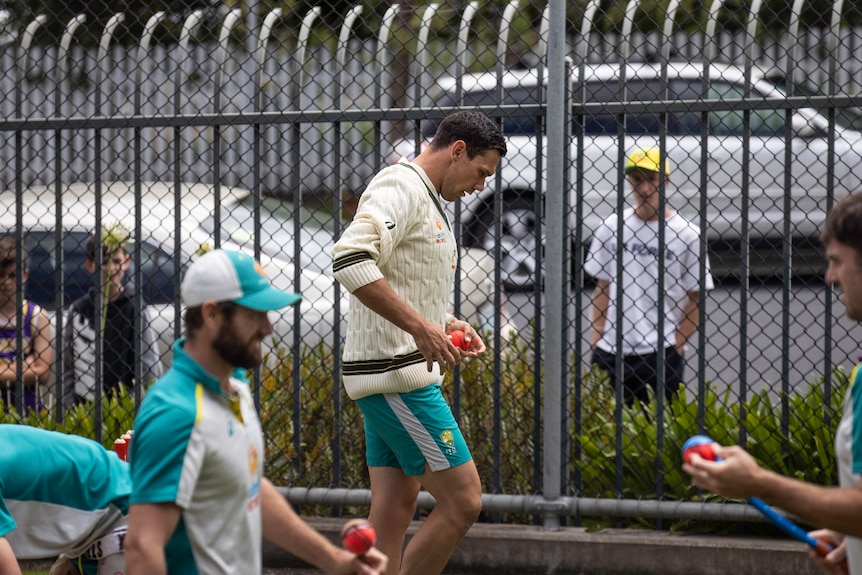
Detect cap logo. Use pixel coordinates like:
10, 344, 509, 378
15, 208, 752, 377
253, 261, 267, 278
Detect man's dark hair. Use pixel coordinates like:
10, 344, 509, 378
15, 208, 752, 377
429, 111, 508, 159
0, 235, 28, 271
86, 232, 128, 262
820, 191, 862, 259
183, 301, 236, 339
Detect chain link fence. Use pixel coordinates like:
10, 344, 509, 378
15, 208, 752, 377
1, 0, 861, 528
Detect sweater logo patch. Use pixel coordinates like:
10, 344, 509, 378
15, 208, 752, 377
435, 219, 447, 244
385, 220, 396, 230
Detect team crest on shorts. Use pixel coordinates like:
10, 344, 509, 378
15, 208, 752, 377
439, 429, 455, 447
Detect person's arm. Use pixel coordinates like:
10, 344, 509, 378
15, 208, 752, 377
260, 479, 386, 575
0, 308, 52, 386
590, 279, 610, 351
684, 444, 862, 538
124, 502, 182, 575
674, 291, 700, 355
352, 279, 460, 374
25, 308, 52, 384
0, 537, 21, 575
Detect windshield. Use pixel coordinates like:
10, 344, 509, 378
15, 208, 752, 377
767, 76, 862, 131
199, 194, 336, 274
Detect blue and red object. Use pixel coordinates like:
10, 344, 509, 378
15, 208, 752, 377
682, 435, 834, 558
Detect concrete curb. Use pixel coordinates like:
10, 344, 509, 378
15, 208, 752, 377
264, 517, 822, 575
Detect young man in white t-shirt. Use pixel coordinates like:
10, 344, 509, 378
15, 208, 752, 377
585, 147, 714, 405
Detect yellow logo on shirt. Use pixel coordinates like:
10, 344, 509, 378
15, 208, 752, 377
248, 445, 259, 476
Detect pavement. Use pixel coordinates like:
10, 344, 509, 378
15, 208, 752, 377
264, 517, 824, 575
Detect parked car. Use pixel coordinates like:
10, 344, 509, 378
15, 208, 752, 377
394, 62, 858, 289
0, 181, 348, 367
1, 181, 516, 366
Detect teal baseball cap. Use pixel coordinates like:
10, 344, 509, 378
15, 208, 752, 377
181, 249, 301, 311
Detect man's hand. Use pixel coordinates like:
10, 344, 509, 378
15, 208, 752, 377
681, 444, 767, 499
413, 321, 460, 374
446, 318, 485, 357
806, 529, 848, 574
330, 546, 388, 575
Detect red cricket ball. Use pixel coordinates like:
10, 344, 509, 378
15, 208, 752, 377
341, 519, 377, 555
682, 442, 716, 465
449, 329, 470, 351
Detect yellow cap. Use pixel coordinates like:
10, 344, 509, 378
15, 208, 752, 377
624, 147, 670, 176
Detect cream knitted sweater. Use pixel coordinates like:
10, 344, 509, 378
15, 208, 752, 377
332, 161, 457, 400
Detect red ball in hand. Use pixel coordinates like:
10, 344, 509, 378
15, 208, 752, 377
682, 442, 716, 465
341, 519, 377, 555
449, 329, 470, 351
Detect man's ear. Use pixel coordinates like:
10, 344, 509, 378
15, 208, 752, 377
452, 140, 467, 160
84, 259, 95, 274
201, 300, 220, 323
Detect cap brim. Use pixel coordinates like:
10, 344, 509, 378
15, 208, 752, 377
624, 163, 658, 174
235, 288, 302, 312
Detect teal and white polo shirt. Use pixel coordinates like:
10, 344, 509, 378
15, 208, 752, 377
0, 424, 130, 559
129, 338, 264, 575
837, 361, 862, 575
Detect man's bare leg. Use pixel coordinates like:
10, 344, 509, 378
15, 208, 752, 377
397, 460, 482, 575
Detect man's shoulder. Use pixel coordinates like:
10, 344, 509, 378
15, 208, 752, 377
138, 371, 198, 418
366, 161, 424, 195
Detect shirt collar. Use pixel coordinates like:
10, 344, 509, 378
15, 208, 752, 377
171, 338, 249, 397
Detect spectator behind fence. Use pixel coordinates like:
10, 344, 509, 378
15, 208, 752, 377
0, 424, 131, 575
0, 235, 52, 413
63, 225, 163, 407
683, 190, 862, 575
332, 110, 506, 575
123, 249, 386, 575
585, 147, 714, 406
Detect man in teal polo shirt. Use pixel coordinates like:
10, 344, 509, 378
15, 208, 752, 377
0, 424, 131, 575
124, 249, 386, 575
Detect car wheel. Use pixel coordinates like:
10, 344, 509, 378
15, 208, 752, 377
467, 196, 540, 292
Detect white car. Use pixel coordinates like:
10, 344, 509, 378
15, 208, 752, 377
1, 181, 516, 364
0, 181, 347, 365
395, 61, 861, 289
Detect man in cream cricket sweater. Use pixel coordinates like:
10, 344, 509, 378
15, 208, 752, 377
332, 111, 507, 575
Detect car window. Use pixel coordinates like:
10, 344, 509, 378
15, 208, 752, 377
198, 194, 333, 274
427, 86, 544, 138
17, 230, 178, 309
707, 82, 785, 137
130, 240, 179, 305
767, 77, 862, 131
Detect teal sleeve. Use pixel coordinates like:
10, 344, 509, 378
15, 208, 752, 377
0, 496, 15, 538
129, 378, 198, 506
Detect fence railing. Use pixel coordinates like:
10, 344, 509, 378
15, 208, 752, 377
1, 1, 861, 530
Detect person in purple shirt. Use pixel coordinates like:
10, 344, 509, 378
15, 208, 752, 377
0, 236, 52, 413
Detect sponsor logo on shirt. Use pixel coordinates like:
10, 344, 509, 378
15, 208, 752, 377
435, 219, 447, 244
619, 241, 678, 262
248, 446, 262, 511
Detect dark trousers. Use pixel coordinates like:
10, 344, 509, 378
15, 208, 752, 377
592, 347, 685, 406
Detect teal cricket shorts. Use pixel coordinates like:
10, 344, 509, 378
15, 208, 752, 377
356, 385, 472, 476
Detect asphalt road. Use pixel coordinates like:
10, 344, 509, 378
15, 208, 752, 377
505, 278, 862, 398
